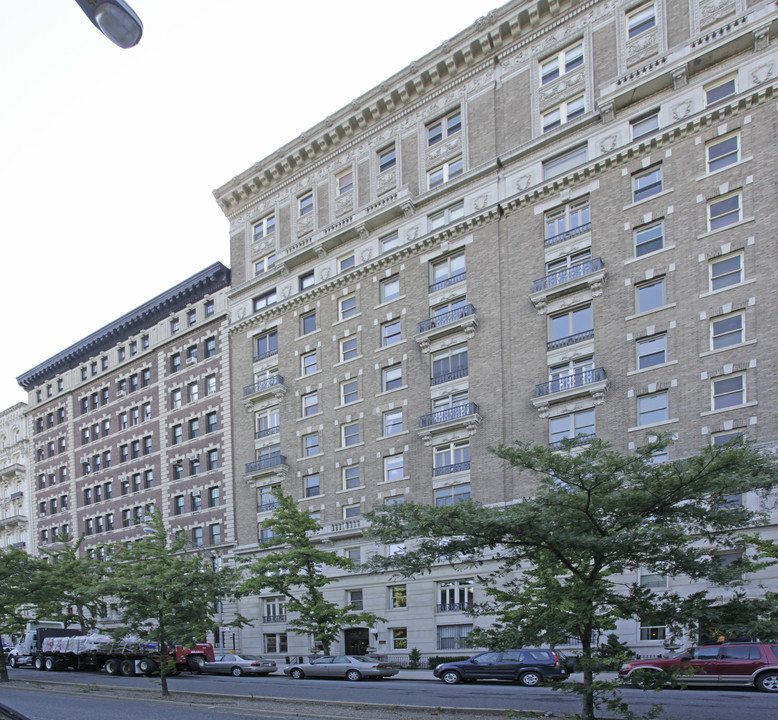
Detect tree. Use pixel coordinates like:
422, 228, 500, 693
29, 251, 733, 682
242, 489, 382, 654
105, 512, 247, 696
366, 437, 778, 720
0, 548, 48, 683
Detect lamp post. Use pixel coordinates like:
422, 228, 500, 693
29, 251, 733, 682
73, 0, 143, 48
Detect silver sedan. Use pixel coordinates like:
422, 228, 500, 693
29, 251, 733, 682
284, 655, 398, 681
200, 653, 276, 677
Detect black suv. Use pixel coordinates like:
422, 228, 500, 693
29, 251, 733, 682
433, 649, 569, 686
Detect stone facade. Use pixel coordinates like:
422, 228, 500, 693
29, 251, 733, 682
0, 402, 30, 551
214, 0, 778, 659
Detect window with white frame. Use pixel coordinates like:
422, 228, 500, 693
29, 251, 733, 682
638, 391, 669, 426
431, 345, 468, 385
253, 214, 276, 242
712, 375, 745, 410
336, 168, 353, 195
708, 193, 741, 231
344, 505, 362, 519
639, 567, 667, 588
634, 220, 664, 257
541, 42, 583, 84
391, 628, 408, 650
340, 378, 359, 405
429, 200, 465, 231
379, 144, 396, 172
711, 313, 744, 350
435, 484, 471, 506
343, 465, 361, 490
633, 166, 663, 202
438, 578, 474, 611
636, 277, 666, 313
349, 589, 364, 610
299, 270, 315, 292
382, 319, 402, 346
631, 109, 659, 140
298, 191, 313, 217
385, 495, 404, 505
303, 432, 320, 457
340, 336, 358, 362
712, 430, 744, 446
383, 409, 404, 436
301, 350, 318, 376
434, 440, 470, 475
427, 109, 461, 146
431, 251, 465, 291
253, 290, 277, 311
384, 453, 404, 482
639, 613, 666, 641
549, 409, 595, 445
380, 230, 399, 254
255, 408, 279, 438
380, 276, 400, 303
382, 364, 403, 392
549, 305, 592, 345
302, 391, 319, 417
301, 310, 317, 335
339, 253, 355, 272
342, 421, 360, 447
264, 633, 288, 653
436, 624, 472, 650
389, 584, 407, 608
304, 473, 321, 498
636, 334, 667, 369
707, 133, 739, 173
542, 95, 585, 132
339, 294, 357, 320
627, 3, 656, 38
543, 144, 588, 179
705, 76, 737, 106
545, 197, 590, 243
709, 253, 742, 291
255, 330, 278, 361
428, 157, 463, 190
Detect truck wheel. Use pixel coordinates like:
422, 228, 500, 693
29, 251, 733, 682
33, 655, 45, 671
120, 660, 135, 676
9, 656, 18, 668
187, 655, 205, 673
44, 656, 55, 671
138, 659, 157, 675
104, 658, 121, 675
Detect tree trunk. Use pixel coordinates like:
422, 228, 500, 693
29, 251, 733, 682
580, 620, 596, 720
0, 655, 8, 683
159, 640, 169, 697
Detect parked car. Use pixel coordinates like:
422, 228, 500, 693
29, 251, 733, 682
433, 649, 569, 686
619, 643, 778, 692
199, 653, 276, 677
284, 655, 398, 681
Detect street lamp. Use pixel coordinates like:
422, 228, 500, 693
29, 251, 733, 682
73, 0, 143, 49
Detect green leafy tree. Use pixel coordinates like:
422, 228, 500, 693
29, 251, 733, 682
106, 512, 247, 696
0, 547, 48, 682
242, 489, 383, 654
366, 437, 778, 720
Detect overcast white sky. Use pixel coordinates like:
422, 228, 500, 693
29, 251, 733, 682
0, 0, 500, 410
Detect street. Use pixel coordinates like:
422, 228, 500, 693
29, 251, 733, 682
1, 666, 776, 720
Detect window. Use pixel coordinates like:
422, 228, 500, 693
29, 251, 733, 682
633, 166, 662, 202
438, 578, 474, 611
636, 278, 665, 313
339, 253, 355, 272
187, 382, 199, 403
192, 527, 203, 547
545, 198, 590, 244
204, 337, 216, 358
298, 191, 313, 217
170, 317, 180, 334
427, 109, 461, 146
707, 133, 739, 173
264, 633, 288, 654
208, 486, 220, 507
711, 313, 744, 350
340, 336, 358, 362
428, 157, 463, 190
254, 252, 277, 276
549, 409, 595, 445
204, 300, 214, 317
706, 76, 736, 106
429, 200, 465, 231
708, 193, 741, 231
382, 365, 403, 392
339, 294, 357, 320
301, 311, 317, 335
379, 230, 399, 254
340, 379, 359, 405
343, 465, 361, 490
434, 440, 470, 475
336, 168, 353, 195
390, 585, 407, 608
712, 375, 745, 410
303, 432, 320, 457
542, 144, 588, 179
382, 409, 404, 436
631, 110, 659, 140
437, 624, 472, 650
301, 350, 318, 376
189, 418, 200, 439
709, 253, 742, 291
712, 430, 744, 446
172, 425, 183, 445
636, 334, 667, 369
349, 589, 364, 610
382, 319, 402, 346
541, 41, 583, 84
634, 221, 664, 257
380, 276, 400, 303
205, 375, 217, 395
435, 484, 471, 506
379, 144, 396, 172
390, 628, 408, 650
187, 309, 197, 326
299, 270, 315, 291
253, 289, 277, 311
640, 614, 666, 641
431, 251, 465, 292
342, 421, 360, 447
432, 345, 468, 384
255, 330, 278, 361
639, 567, 667, 588
542, 95, 585, 132
384, 454, 404, 482
253, 214, 276, 242
302, 391, 319, 417
344, 505, 361, 519
174, 495, 185, 515
304, 474, 321, 498
549, 305, 592, 347
209, 524, 221, 545
628, 3, 655, 38
206, 412, 218, 433
638, 391, 669, 426
191, 492, 202, 512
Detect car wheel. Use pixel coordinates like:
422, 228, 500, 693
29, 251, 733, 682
231, 666, 244, 677
630, 670, 660, 689
44, 656, 55, 671
441, 670, 462, 685
518, 671, 542, 687
755, 672, 778, 693
290, 668, 305, 679
345, 669, 362, 682
104, 658, 121, 676
120, 660, 135, 676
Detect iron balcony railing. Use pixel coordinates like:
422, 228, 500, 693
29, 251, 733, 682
245, 451, 285, 474
258, 500, 281, 513
437, 602, 473, 612
533, 257, 603, 292
256, 425, 280, 439
429, 271, 466, 293
418, 304, 476, 333
433, 460, 471, 477
253, 347, 279, 363
547, 329, 594, 351
243, 374, 284, 397
544, 221, 591, 247
535, 367, 606, 397
420, 403, 478, 428
431, 367, 468, 386
549, 433, 596, 451
262, 614, 286, 623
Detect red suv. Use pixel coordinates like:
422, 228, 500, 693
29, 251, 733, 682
619, 643, 778, 692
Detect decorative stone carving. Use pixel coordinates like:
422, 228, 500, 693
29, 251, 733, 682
406, 225, 421, 242
599, 134, 618, 153
474, 194, 489, 211
426, 135, 462, 166
672, 67, 688, 89
752, 63, 774, 85
671, 100, 693, 121
538, 71, 585, 111
297, 214, 314, 237
517, 174, 533, 192
335, 193, 353, 217
377, 169, 397, 195
360, 248, 373, 264
699, 0, 737, 30
625, 29, 659, 68
598, 100, 615, 124
356, 224, 369, 240
755, 25, 771, 52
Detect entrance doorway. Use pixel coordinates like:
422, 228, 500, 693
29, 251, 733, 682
343, 627, 369, 655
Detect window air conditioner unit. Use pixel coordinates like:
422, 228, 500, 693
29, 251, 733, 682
117, 390, 126, 397
187, 452, 199, 461
186, 357, 197, 365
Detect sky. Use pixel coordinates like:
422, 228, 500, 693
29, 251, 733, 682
0, 0, 501, 411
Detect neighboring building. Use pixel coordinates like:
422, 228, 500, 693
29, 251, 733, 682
0, 402, 30, 551
16, 263, 234, 631
214, 0, 778, 659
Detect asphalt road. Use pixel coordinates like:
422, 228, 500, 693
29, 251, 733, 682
2, 666, 777, 720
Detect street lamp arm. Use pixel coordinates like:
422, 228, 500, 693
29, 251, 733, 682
73, 0, 143, 49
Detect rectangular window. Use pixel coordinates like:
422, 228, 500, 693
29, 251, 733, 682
189, 418, 200, 439
380, 230, 399, 254
208, 486, 220, 507
349, 589, 364, 610
711, 313, 744, 350
204, 337, 216, 358
428, 200, 465, 231
380, 276, 400, 303
205, 375, 217, 395
382, 319, 402, 346
636, 278, 665, 313
253, 289, 277, 311
209, 524, 221, 545
302, 350, 318, 376
343, 465, 361, 490
636, 334, 667, 369
543, 144, 588, 179
712, 430, 744, 446
302, 391, 319, 417
253, 214, 276, 242
706, 76, 737, 106
339, 253, 355, 272
633, 166, 662, 202
382, 365, 403, 392
301, 311, 317, 335
264, 633, 288, 654
545, 198, 590, 244
628, 3, 656, 38
207, 448, 219, 470
436, 624, 472, 650
541, 42, 583, 84
255, 330, 278, 361
707, 133, 739, 173
298, 191, 313, 217
206, 411, 218, 433
712, 375, 745, 410
304, 474, 321, 498
379, 144, 396, 172
431, 251, 466, 292
638, 391, 669, 425
639, 615, 666, 641
342, 421, 360, 447
254, 252, 277, 276
708, 193, 741, 231
549, 305, 592, 346
303, 432, 320, 457
631, 109, 659, 140
634, 220, 664, 257
391, 628, 408, 650
336, 168, 353, 195
427, 109, 461, 146
192, 527, 203, 546
435, 484, 471, 506
339, 294, 357, 320
383, 409, 404, 436
389, 585, 407, 608
428, 157, 463, 190
542, 95, 585, 132
340, 379, 359, 405
549, 409, 595, 445
384, 454, 404, 482
340, 336, 358, 362
709, 253, 742, 291
432, 345, 468, 384
299, 270, 315, 291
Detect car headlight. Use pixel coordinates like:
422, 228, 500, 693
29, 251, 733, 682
620, 663, 631, 672
434, 664, 443, 671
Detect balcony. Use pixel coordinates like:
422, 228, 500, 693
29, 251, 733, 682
530, 258, 606, 312
0, 514, 25, 528
433, 460, 470, 477
431, 367, 469, 386
416, 304, 478, 352
429, 271, 466, 294
10, 490, 23, 499
242, 374, 286, 410
547, 329, 594, 352
0, 463, 25, 481
437, 602, 472, 612
308, 517, 367, 542
533, 368, 608, 416
253, 347, 278, 363
258, 500, 281, 513
418, 403, 481, 446
245, 452, 288, 486
544, 221, 591, 248
262, 614, 286, 624
11, 541, 26, 549
256, 425, 280, 440
549, 434, 596, 452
